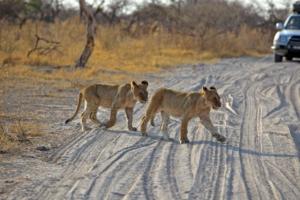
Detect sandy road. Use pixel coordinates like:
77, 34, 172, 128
3, 56, 300, 200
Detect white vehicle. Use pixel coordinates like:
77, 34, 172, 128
272, 1, 300, 62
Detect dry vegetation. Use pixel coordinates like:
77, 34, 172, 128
0, 0, 284, 77
0, 119, 44, 152
0, 18, 272, 73
0, 0, 289, 152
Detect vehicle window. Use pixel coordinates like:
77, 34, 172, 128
285, 16, 300, 30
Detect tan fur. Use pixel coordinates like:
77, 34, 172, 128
66, 81, 149, 131
140, 86, 226, 143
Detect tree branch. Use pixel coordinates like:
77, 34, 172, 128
27, 34, 61, 57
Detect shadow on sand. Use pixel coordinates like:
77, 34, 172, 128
191, 140, 298, 159
102, 128, 299, 159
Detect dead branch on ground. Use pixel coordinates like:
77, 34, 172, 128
27, 34, 61, 57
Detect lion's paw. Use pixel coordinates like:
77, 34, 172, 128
180, 138, 190, 144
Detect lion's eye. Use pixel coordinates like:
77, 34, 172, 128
139, 92, 145, 98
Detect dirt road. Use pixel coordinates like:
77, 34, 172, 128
2, 56, 300, 200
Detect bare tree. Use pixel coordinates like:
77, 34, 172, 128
94, 0, 130, 25
75, 0, 97, 68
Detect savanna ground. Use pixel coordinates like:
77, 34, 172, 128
1, 1, 299, 198
1, 55, 300, 199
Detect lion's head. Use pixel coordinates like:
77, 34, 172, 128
202, 86, 221, 109
131, 81, 149, 104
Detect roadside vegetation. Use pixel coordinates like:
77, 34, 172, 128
0, 0, 291, 72
0, 120, 43, 152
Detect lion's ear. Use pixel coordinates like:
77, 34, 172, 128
210, 86, 216, 91
199, 90, 205, 96
141, 80, 148, 89
200, 86, 207, 96
141, 80, 148, 86
131, 81, 138, 89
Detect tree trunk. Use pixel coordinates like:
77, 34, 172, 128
75, 0, 97, 68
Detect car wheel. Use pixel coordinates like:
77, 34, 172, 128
274, 54, 283, 62
286, 55, 293, 61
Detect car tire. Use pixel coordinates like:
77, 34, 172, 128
286, 55, 293, 61
274, 54, 283, 62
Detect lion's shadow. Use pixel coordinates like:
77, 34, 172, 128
191, 140, 298, 158
105, 128, 298, 159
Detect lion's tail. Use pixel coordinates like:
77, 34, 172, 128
65, 92, 83, 124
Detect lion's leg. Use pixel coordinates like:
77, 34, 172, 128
80, 111, 89, 132
89, 110, 102, 126
141, 110, 158, 136
199, 116, 226, 143
125, 107, 137, 131
180, 117, 190, 144
150, 113, 157, 126
86, 102, 102, 126
150, 116, 155, 126
160, 111, 170, 140
105, 106, 119, 129
140, 115, 150, 136
141, 96, 160, 135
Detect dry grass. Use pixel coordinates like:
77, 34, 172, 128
0, 120, 44, 152
0, 123, 15, 152
0, 18, 272, 80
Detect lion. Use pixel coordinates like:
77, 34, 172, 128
140, 86, 226, 144
65, 81, 149, 132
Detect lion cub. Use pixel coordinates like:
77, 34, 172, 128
140, 86, 226, 144
65, 81, 149, 131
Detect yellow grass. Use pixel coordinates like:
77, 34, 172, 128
0, 18, 272, 82
0, 124, 15, 151
0, 120, 44, 152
